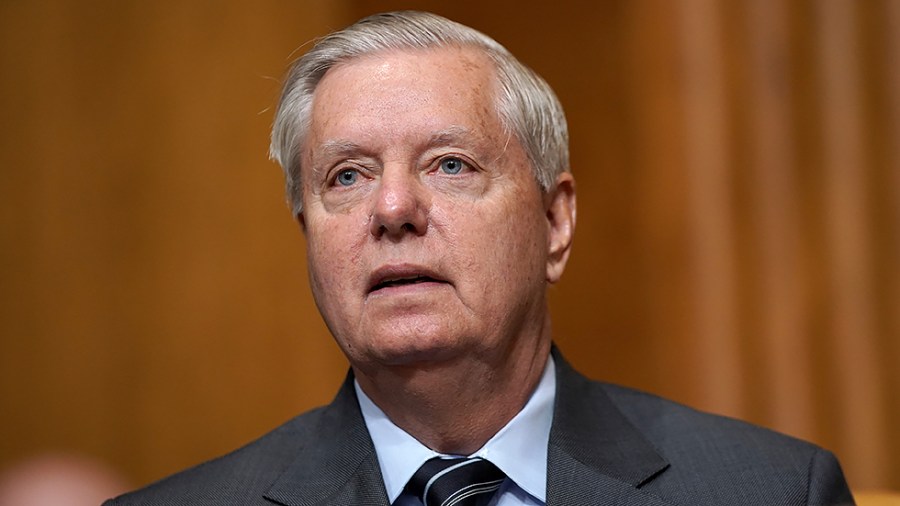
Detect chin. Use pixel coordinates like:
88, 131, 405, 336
355, 331, 467, 369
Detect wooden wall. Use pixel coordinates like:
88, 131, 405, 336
1, 0, 897, 492
0, 0, 351, 486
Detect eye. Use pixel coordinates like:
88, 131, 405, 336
438, 157, 466, 175
334, 168, 359, 186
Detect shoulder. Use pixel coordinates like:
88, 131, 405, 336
602, 382, 813, 456
104, 406, 326, 506
599, 382, 854, 505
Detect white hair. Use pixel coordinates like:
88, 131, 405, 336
269, 11, 570, 215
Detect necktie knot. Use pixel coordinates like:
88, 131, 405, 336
406, 457, 506, 506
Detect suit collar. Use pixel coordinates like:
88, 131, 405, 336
264, 348, 673, 506
547, 347, 674, 505
264, 373, 390, 506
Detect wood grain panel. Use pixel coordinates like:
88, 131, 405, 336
815, 0, 888, 485
0, 0, 352, 486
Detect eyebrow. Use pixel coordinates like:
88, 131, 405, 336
315, 126, 480, 159
317, 140, 365, 159
425, 126, 476, 148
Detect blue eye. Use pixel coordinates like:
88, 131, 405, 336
439, 157, 465, 175
335, 169, 358, 186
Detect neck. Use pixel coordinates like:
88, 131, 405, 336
355, 330, 552, 455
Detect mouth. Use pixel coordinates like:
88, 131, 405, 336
367, 265, 448, 295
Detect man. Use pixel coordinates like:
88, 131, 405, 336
107, 11, 855, 506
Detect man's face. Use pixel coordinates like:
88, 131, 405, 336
299, 47, 573, 373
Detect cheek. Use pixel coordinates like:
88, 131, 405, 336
443, 195, 548, 283
305, 217, 365, 298
305, 241, 337, 308
499, 222, 546, 285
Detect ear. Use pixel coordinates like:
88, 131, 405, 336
296, 210, 307, 233
545, 172, 576, 284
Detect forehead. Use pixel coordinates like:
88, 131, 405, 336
322, 45, 498, 96
307, 47, 502, 144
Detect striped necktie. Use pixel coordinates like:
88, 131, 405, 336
405, 457, 506, 506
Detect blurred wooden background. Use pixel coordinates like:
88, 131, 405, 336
1, 0, 897, 493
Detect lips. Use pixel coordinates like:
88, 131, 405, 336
367, 265, 448, 294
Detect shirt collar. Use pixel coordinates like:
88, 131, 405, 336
355, 356, 556, 503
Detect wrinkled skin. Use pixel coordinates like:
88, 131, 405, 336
299, 47, 575, 440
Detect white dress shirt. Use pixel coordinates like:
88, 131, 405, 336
355, 357, 556, 506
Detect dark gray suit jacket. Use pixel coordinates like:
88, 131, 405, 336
106, 350, 855, 505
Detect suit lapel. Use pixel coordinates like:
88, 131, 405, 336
264, 373, 391, 506
547, 349, 675, 506
263, 351, 675, 506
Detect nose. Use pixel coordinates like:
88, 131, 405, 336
369, 167, 428, 239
